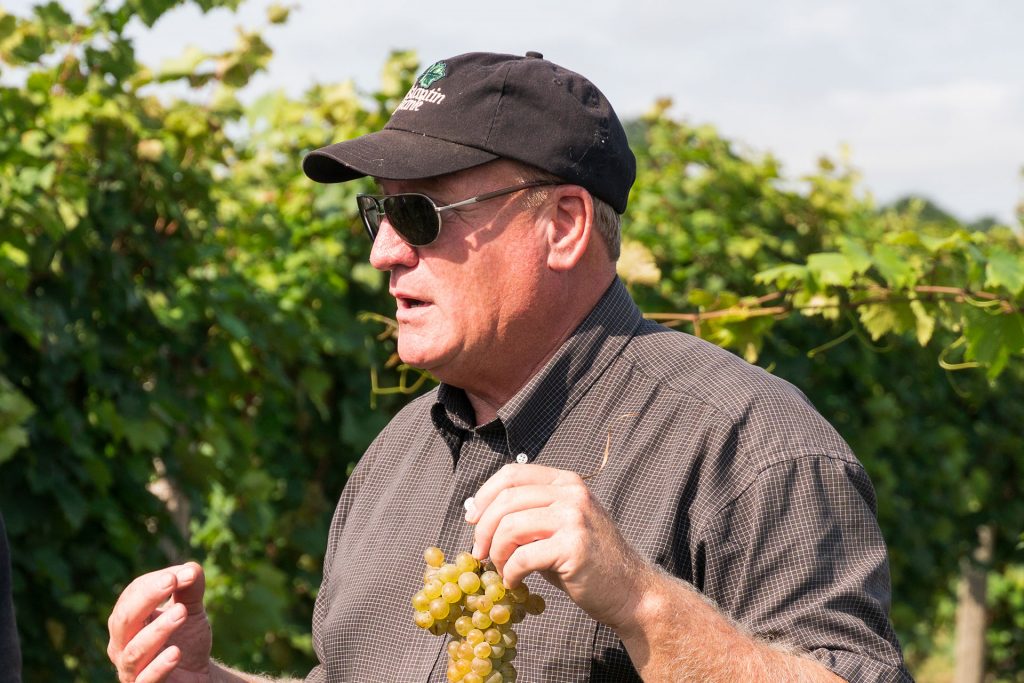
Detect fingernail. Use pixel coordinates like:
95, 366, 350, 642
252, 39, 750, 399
176, 568, 194, 583
471, 544, 479, 558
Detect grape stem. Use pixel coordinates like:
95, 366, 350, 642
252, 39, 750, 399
580, 412, 638, 481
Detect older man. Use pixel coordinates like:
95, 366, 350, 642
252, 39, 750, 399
107, 52, 911, 682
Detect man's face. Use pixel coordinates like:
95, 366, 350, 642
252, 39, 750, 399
369, 162, 552, 387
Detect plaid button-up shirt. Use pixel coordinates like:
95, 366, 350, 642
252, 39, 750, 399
307, 279, 911, 682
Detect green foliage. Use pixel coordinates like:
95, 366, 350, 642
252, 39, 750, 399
1, 2, 1022, 680
0, 1, 409, 679
624, 108, 1024, 675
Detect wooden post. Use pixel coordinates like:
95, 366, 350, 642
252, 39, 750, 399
953, 525, 993, 683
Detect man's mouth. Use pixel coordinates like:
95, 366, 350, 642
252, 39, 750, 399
398, 296, 430, 309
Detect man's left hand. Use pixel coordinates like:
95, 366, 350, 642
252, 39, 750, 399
465, 463, 649, 630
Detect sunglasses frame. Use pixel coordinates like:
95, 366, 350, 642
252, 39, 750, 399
356, 180, 559, 247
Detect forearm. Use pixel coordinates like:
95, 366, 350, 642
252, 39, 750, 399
210, 660, 304, 683
615, 566, 844, 683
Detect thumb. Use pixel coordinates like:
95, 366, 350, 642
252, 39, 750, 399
171, 561, 206, 615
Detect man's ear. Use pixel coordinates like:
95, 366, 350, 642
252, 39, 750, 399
544, 185, 594, 272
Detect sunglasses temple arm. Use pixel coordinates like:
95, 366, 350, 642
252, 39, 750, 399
434, 180, 557, 213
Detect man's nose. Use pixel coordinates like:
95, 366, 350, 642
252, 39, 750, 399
369, 218, 418, 271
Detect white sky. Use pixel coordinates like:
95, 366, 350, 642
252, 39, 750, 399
6, 0, 1023, 224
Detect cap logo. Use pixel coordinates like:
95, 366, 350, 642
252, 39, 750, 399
395, 62, 448, 113
417, 61, 447, 88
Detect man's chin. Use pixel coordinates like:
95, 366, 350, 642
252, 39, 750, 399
396, 341, 450, 375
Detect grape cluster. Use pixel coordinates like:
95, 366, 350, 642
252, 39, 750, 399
412, 546, 545, 683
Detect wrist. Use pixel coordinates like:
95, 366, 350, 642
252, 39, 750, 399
606, 562, 669, 642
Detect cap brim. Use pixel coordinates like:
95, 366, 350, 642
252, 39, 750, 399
302, 129, 500, 183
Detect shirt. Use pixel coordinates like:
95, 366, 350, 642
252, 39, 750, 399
306, 278, 912, 683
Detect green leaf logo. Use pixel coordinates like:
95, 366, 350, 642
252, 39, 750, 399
418, 61, 447, 88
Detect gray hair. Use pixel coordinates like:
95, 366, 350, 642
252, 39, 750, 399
507, 162, 622, 261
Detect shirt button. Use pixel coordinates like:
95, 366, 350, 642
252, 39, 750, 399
516, 453, 528, 464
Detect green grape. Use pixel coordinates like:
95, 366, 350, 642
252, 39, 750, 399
456, 552, 479, 573
477, 596, 494, 612
448, 641, 461, 659
507, 585, 529, 603
489, 603, 510, 625
525, 594, 545, 615
483, 627, 501, 645
455, 615, 474, 637
466, 628, 485, 646
442, 582, 463, 604
412, 590, 431, 611
458, 641, 475, 661
501, 629, 517, 648
459, 571, 482, 594
463, 673, 483, 683
425, 546, 445, 568
465, 594, 481, 612
456, 657, 472, 675
474, 642, 492, 659
484, 671, 503, 683
424, 578, 444, 599
472, 610, 492, 629
481, 571, 501, 588
501, 647, 517, 663
510, 605, 526, 624
429, 619, 449, 636
429, 597, 451, 619
471, 657, 493, 676
490, 643, 505, 659
485, 583, 505, 602
414, 610, 434, 629
439, 563, 461, 583
499, 663, 517, 681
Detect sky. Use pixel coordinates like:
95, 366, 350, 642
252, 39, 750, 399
6, 0, 1024, 224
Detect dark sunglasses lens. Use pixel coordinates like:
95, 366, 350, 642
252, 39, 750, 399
356, 196, 381, 238
382, 195, 439, 246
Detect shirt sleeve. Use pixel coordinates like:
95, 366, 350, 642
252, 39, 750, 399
695, 455, 913, 683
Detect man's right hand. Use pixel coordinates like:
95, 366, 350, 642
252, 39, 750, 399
107, 562, 212, 683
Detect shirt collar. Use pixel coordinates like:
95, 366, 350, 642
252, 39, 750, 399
433, 277, 643, 459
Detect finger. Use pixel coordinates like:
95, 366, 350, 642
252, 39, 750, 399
118, 603, 187, 678
499, 535, 567, 588
108, 564, 194, 652
170, 561, 205, 615
135, 644, 181, 683
486, 507, 569, 582
471, 484, 562, 560
467, 464, 579, 523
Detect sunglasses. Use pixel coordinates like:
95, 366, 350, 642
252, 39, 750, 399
356, 180, 558, 247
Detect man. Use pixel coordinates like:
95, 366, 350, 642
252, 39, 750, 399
107, 52, 912, 682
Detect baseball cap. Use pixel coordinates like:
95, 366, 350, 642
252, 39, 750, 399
302, 51, 636, 214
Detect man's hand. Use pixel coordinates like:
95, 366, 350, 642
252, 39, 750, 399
107, 562, 212, 683
465, 463, 648, 630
